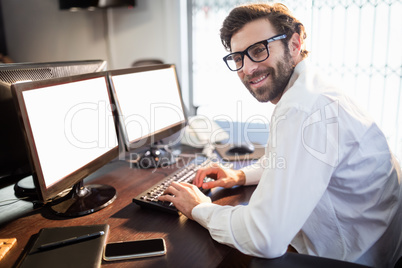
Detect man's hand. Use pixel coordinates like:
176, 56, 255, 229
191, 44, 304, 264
193, 162, 246, 190
158, 182, 211, 220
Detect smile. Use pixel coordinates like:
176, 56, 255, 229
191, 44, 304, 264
250, 74, 268, 84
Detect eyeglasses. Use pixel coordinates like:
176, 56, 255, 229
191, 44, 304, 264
223, 34, 287, 71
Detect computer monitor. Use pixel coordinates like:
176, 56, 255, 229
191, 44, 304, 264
108, 64, 187, 168
0, 60, 107, 187
11, 71, 118, 217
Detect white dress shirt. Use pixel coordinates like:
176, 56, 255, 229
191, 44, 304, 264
192, 60, 402, 268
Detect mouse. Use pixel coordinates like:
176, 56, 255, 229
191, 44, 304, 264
226, 143, 255, 155
137, 148, 175, 169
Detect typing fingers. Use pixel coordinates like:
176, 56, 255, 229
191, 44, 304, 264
159, 182, 181, 202
194, 169, 208, 187
179, 182, 199, 191
193, 162, 221, 187
157, 193, 173, 203
201, 179, 220, 190
163, 181, 181, 195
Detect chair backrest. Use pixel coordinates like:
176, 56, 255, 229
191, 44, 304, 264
132, 59, 164, 67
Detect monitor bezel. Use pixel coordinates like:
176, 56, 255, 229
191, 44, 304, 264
11, 72, 119, 202
0, 60, 106, 73
0, 59, 107, 188
108, 64, 188, 152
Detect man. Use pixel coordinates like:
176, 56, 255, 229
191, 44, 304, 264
159, 3, 402, 267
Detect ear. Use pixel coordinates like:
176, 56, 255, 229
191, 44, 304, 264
288, 32, 302, 59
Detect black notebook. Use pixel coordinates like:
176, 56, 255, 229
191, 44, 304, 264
17, 224, 109, 268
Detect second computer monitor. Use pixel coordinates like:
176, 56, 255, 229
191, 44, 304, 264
108, 64, 187, 153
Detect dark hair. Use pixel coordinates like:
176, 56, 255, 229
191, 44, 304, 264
220, 3, 309, 59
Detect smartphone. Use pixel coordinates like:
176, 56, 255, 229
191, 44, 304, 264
103, 238, 166, 261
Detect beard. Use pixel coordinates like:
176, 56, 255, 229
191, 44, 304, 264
242, 51, 294, 103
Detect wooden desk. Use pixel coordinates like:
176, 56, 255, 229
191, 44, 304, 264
0, 154, 256, 268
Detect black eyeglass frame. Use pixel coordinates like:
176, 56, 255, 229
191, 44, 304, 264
223, 34, 287, 71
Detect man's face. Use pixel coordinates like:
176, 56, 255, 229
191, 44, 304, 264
230, 18, 295, 104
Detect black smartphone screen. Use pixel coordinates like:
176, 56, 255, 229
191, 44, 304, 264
104, 238, 166, 260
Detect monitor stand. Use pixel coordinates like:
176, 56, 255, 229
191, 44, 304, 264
50, 180, 116, 217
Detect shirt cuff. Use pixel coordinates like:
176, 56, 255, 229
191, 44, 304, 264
191, 202, 218, 228
241, 162, 264, 185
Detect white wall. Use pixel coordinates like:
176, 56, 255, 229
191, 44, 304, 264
1, 0, 182, 74
106, 1, 181, 70
2, 0, 107, 63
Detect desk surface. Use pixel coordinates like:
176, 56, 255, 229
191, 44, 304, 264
0, 152, 256, 268
0, 147, 369, 268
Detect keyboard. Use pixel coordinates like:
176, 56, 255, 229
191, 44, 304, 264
132, 157, 215, 215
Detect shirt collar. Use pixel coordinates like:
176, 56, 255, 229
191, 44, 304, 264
279, 59, 308, 102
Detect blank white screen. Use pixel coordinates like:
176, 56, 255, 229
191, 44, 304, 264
22, 77, 118, 188
111, 67, 185, 146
